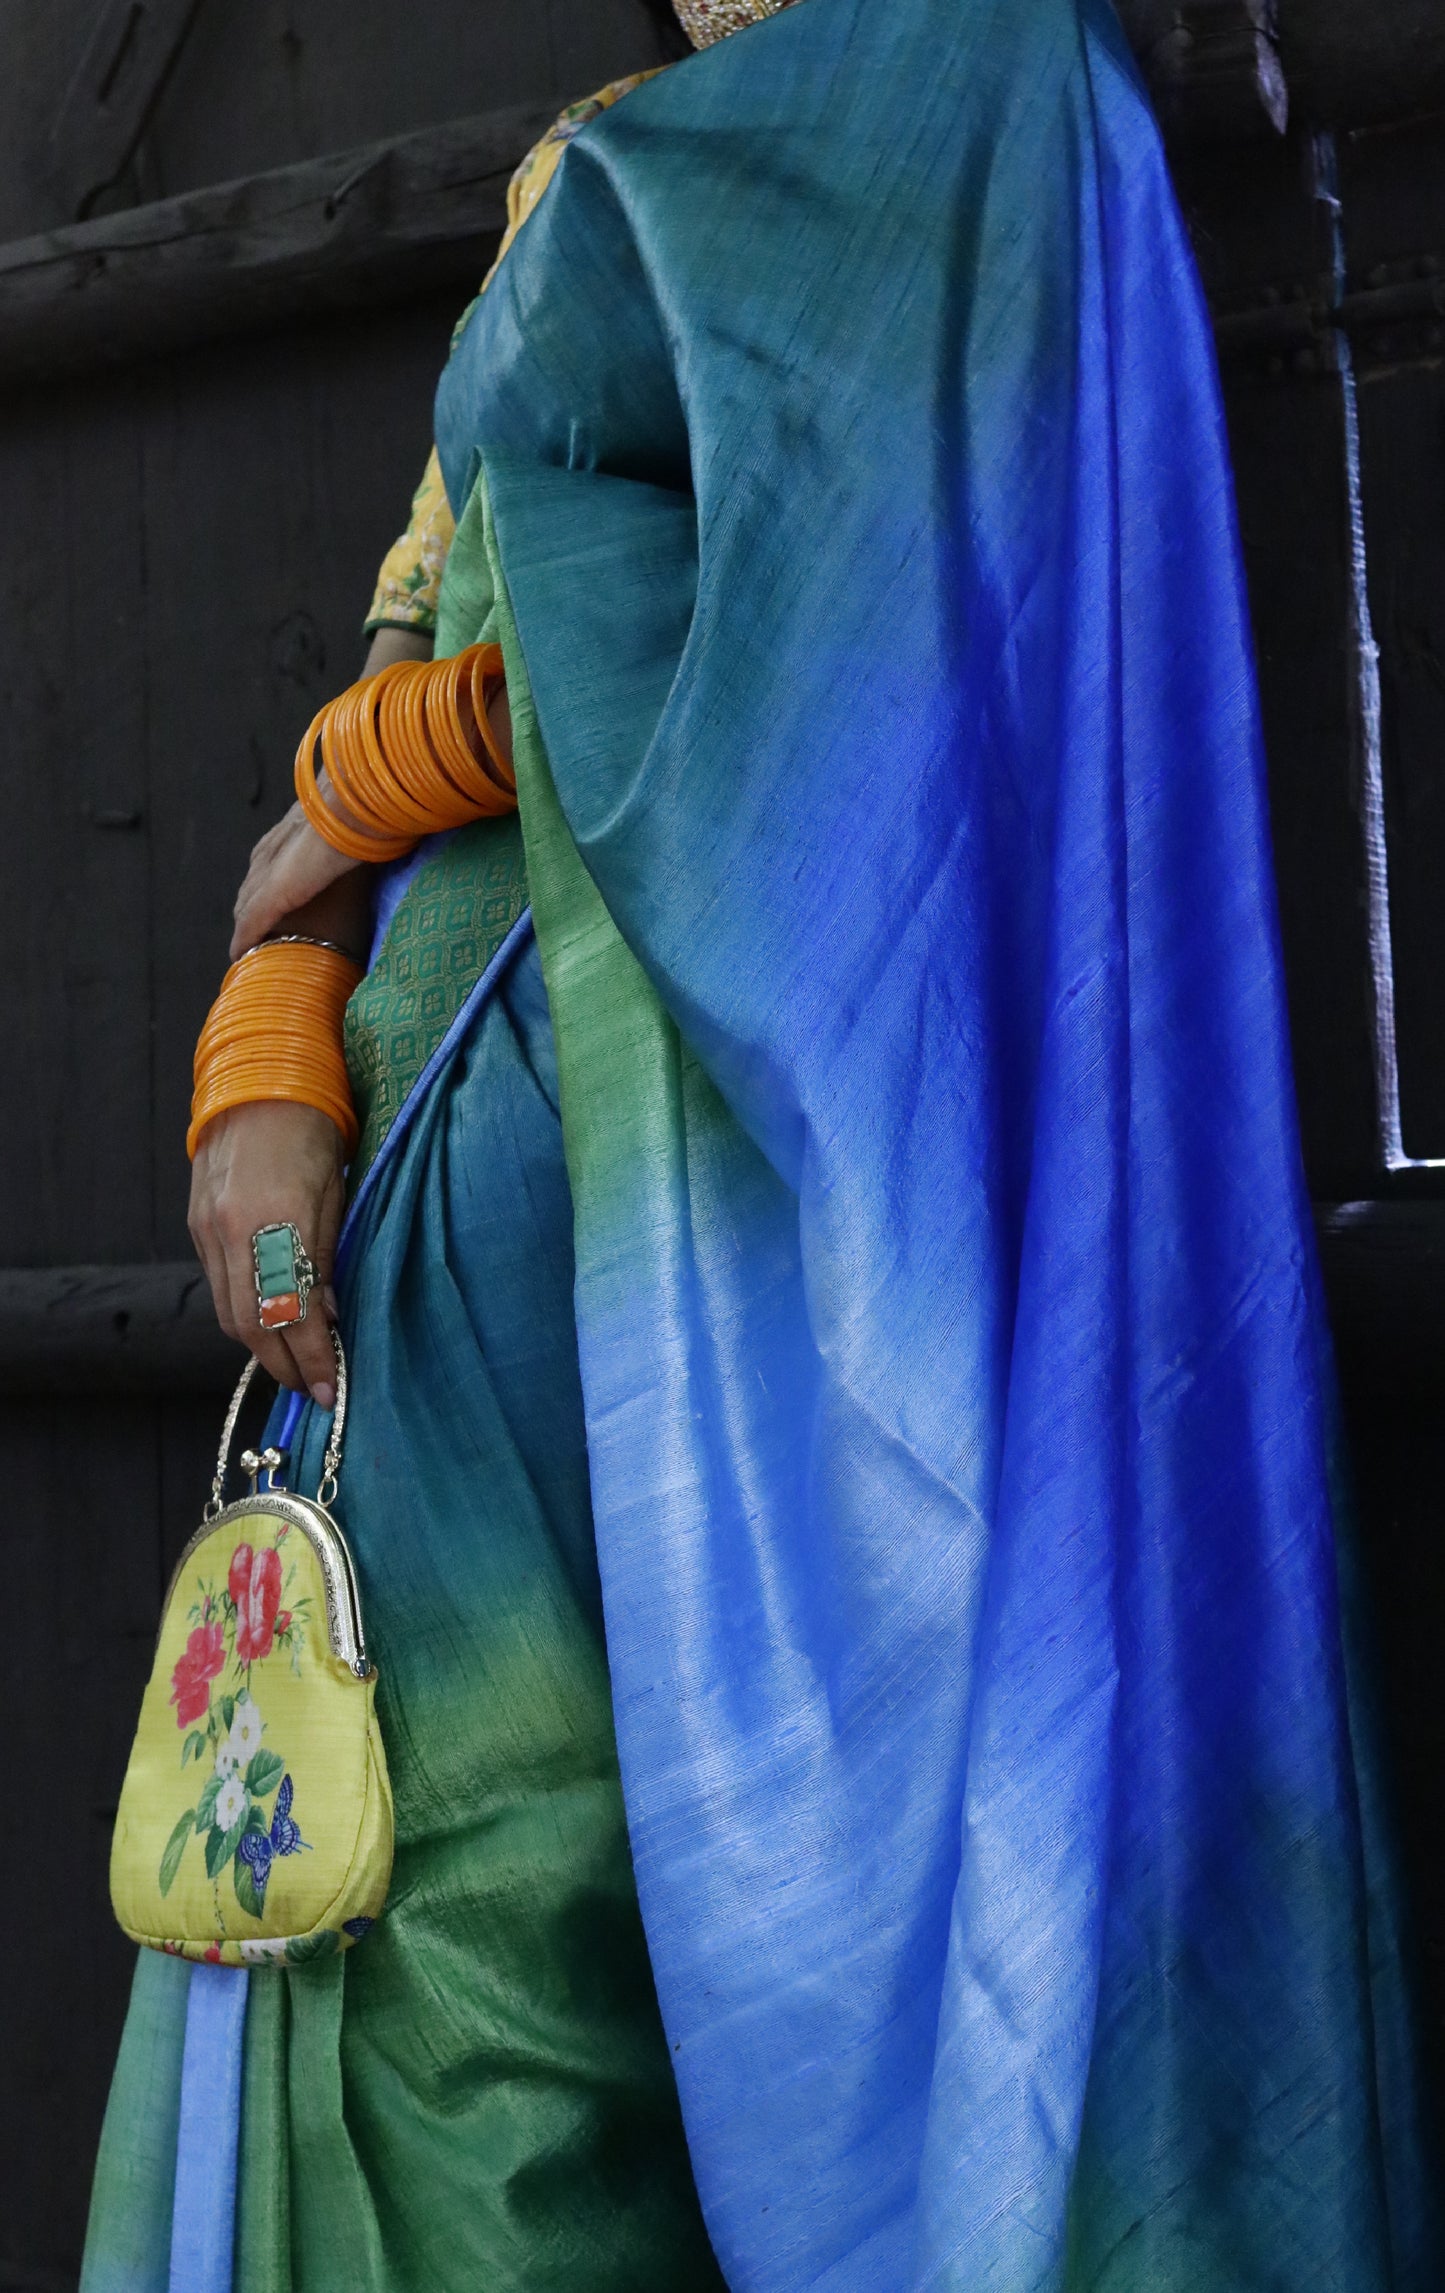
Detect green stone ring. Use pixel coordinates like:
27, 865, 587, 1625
252, 1222, 316, 1330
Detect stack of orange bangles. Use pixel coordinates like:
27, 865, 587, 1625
294, 641, 516, 859
188, 938, 364, 1160
188, 644, 515, 1161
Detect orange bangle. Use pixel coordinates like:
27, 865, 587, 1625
469, 645, 516, 794
295, 705, 413, 861
292, 644, 519, 861
188, 939, 364, 1160
422, 656, 511, 817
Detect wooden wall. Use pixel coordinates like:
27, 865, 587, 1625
1, 1, 1444, 2286
0, 6, 678, 2285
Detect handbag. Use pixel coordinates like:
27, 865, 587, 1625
110, 1330, 393, 1966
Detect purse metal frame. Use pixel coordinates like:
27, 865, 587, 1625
161, 1329, 371, 1680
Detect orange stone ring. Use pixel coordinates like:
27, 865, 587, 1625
252, 1223, 316, 1330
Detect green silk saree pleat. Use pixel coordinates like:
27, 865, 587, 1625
235, 914, 721, 2290
236, 1969, 291, 2293
80, 1952, 191, 2293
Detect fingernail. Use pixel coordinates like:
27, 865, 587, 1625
323, 1286, 339, 1318
312, 1381, 336, 1412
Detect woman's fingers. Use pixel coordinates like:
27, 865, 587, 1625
188, 1101, 348, 1409
190, 1220, 240, 1346
230, 805, 361, 959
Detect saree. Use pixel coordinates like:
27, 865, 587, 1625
85, 0, 1439, 2284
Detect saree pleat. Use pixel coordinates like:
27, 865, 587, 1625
235, 1970, 291, 2293
262, 934, 718, 2290
81, 1953, 191, 2293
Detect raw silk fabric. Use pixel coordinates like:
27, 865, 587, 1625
82, 930, 722, 2293
434, 0, 1440, 2285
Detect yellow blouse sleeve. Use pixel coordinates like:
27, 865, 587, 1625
363, 448, 456, 636
362, 70, 667, 639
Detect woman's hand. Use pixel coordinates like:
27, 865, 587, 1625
230, 804, 363, 959
189, 1101, 347, 1408
231, 625, 434, 959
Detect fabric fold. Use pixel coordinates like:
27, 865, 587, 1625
435, 0, 1442, 2282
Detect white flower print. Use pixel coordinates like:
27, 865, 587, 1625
214, 1738, 238, 1779
239, 1937, 289, 1964
215, 1775, 248, 1833
228, 1697, 264, 1765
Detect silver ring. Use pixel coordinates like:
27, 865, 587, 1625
252, 1221, 316, 1330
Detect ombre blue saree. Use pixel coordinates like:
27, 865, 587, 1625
85, 0, 1438, 2284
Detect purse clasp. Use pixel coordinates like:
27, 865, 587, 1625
239, 1445, 290, 1497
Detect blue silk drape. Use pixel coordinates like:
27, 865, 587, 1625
435, 0, 1441, 2285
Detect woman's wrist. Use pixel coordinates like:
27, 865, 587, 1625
269, 866, 375, 966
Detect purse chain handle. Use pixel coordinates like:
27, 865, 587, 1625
203, 1325, 348, 1522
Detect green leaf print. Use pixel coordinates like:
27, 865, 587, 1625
219, 1694, 236, 1732
245, 1749, 285, 1799
181, 1731, 206, 1767
205, 1818, 247, 1881
159, 1811, 195, 1896
233, 1854, 265, 1921
195, 1774, 222, 1832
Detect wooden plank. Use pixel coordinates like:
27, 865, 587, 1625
0, 288, 471, 1275
1281, 0, 1445, 132
1125, 0, 1290, 143
0, 1390, 229, 2288
145, 0, 678, 228
0, 1264, 239, 1391
1315, 1202, 1445, 1396
0, 102, 554, 386
0, 1207, 1436, 1397
0, 371, 157, 1265
1122, 0, 1445, 131
140, 291, 467, 1248
0, 1398, 163, 2286
46, 0, 207, 221
0, 47, 1439, 398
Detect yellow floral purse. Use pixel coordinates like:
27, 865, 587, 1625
110, 1334, 393, 1966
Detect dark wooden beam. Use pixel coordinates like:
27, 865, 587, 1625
0, 1263, 241, 1393
1281, 0, 1445, 135
0, 1211, 1434, 1399
0, 100, 559, 389
1, 26, 1442, 394
1118, 0, 1445, 134
1120, 0, 1290, 142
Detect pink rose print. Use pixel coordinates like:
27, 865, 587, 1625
230, 1542, 283, 1665
170, 1622, 225, 1729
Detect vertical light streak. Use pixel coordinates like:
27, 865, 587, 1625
1312, 134, 1441, 1168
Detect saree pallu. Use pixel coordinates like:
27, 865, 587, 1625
431, 0, 1441, 2284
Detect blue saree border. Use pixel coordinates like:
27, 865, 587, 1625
335, 904, 535, 1284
